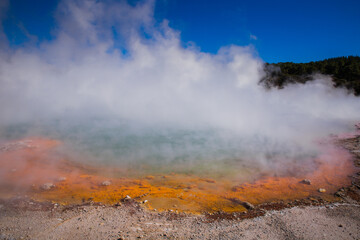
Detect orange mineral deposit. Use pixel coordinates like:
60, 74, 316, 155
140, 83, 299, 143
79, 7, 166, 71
0, 137, 357, 214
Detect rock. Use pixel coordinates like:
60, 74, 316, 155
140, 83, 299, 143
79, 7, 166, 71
300, 179, 311, 185
318, 188, 326, 193
40, 183, 55, 190
101, 181, 111, 186
242, 201, 255, 210
121, 195, 132, 202
335, 189, 345, 197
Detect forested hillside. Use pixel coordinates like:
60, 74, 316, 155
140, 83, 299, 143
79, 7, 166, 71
261, 56, 360, 95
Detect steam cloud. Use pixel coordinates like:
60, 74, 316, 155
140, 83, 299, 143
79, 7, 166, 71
0, 0, 359, 176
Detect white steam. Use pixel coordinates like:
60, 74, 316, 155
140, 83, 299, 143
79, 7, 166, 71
0, 0, 359, 175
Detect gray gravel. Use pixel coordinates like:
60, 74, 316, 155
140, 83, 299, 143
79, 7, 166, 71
0, 203, 359, 239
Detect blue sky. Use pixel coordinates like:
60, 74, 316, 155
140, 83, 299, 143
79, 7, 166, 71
2, 0, 360, 63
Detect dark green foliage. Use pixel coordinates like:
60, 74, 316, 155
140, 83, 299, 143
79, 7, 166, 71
261, 56, 360, 96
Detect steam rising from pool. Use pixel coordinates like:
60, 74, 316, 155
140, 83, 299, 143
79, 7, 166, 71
0, 0, 359, 180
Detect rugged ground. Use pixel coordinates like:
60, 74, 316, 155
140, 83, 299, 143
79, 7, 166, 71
0, 198, 359, 240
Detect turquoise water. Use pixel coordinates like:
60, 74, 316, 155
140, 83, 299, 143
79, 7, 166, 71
0, 118, 318, 178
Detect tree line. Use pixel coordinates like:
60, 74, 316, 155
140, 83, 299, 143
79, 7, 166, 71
261, 56, 360, 96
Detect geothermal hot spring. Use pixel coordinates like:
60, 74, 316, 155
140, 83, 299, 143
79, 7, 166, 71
0, 0, 360, 214
0, 118, 359, 213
